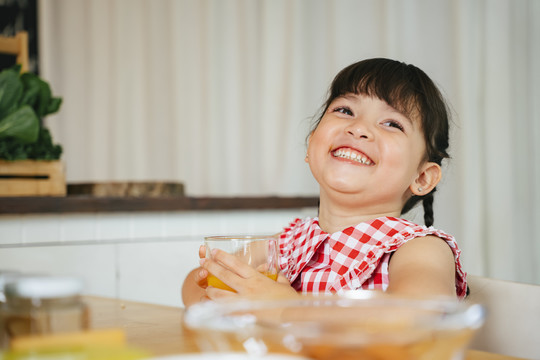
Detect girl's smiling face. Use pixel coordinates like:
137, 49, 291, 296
307, 93, 430, 214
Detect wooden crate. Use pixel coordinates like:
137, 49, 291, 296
0, 160, 66, 196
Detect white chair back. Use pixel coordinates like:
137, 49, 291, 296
466, 275, 540, 359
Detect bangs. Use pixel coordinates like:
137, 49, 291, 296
326, 59, 423, 121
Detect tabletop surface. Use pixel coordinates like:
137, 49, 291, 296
85, 296, 523, 360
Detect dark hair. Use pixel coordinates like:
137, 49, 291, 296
311, 58, 450, 227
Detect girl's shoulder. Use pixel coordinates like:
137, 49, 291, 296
379, 217, 456, 243
278, 217, 322, 256
280, 217, 318, 236
368, 217, 460, 262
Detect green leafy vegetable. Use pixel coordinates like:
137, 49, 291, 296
0, 65, 63, 160
0, 128, 62, 160
0, 66, 23, 119
0, 105, 39, 143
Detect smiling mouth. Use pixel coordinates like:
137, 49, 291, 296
332, 148, 374, 165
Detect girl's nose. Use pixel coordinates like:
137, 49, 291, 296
345, 119, 372, 139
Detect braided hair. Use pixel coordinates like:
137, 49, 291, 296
311, 58, 450, 227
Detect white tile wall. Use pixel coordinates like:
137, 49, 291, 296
95, 213, 131, 240
0, 216, 20, 245
0, 208, 317, 307
116, 240, 202, 307
22, 214, 61, 244
0, 208, 317, 246
0, 244, 117, 299
59, 214, 98, 242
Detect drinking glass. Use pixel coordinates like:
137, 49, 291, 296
204, 235, 279, 292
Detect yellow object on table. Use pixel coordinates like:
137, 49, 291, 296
1, 329, 149, 360
1, 346, 148, 360
10, 328, 126, 350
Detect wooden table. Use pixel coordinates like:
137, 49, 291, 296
85, 296, 523, 360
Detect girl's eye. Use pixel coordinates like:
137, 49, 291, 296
382, 119, 405, 132
333, 106, 353, 116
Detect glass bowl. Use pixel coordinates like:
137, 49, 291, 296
184, 292, 485, 360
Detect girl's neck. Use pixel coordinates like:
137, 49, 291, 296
317, 193, 402, 234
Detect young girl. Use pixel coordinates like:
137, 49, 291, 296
182, 58, 467, 306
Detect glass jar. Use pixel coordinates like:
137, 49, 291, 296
0, 270, 21, 304
0, 276, 89, 349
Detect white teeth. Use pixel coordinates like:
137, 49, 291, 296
333, 149, 372, 165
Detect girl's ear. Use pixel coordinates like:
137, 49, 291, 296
410, 162, 441, 196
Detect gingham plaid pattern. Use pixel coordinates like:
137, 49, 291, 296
279, 216, 467, 299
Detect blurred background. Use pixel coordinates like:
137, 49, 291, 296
2, 0, 539, 288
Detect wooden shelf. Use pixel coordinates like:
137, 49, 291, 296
0, 196, 319, 215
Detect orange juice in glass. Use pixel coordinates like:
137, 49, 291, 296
204, 235, 279, 292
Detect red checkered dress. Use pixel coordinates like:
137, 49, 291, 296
278, 216, 467, 299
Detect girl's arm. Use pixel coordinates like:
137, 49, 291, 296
387, 235, 456, 298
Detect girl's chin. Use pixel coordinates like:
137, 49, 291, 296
323, 175, 368, 190
323, 183, 367, 196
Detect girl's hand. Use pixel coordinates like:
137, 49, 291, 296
181, 244, 213, 307
200, 248, 298, 301
194, 245, 209, 288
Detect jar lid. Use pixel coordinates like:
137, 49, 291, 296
4, 276, 84, 299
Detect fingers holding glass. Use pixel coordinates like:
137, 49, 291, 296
202, 235, 279, 293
